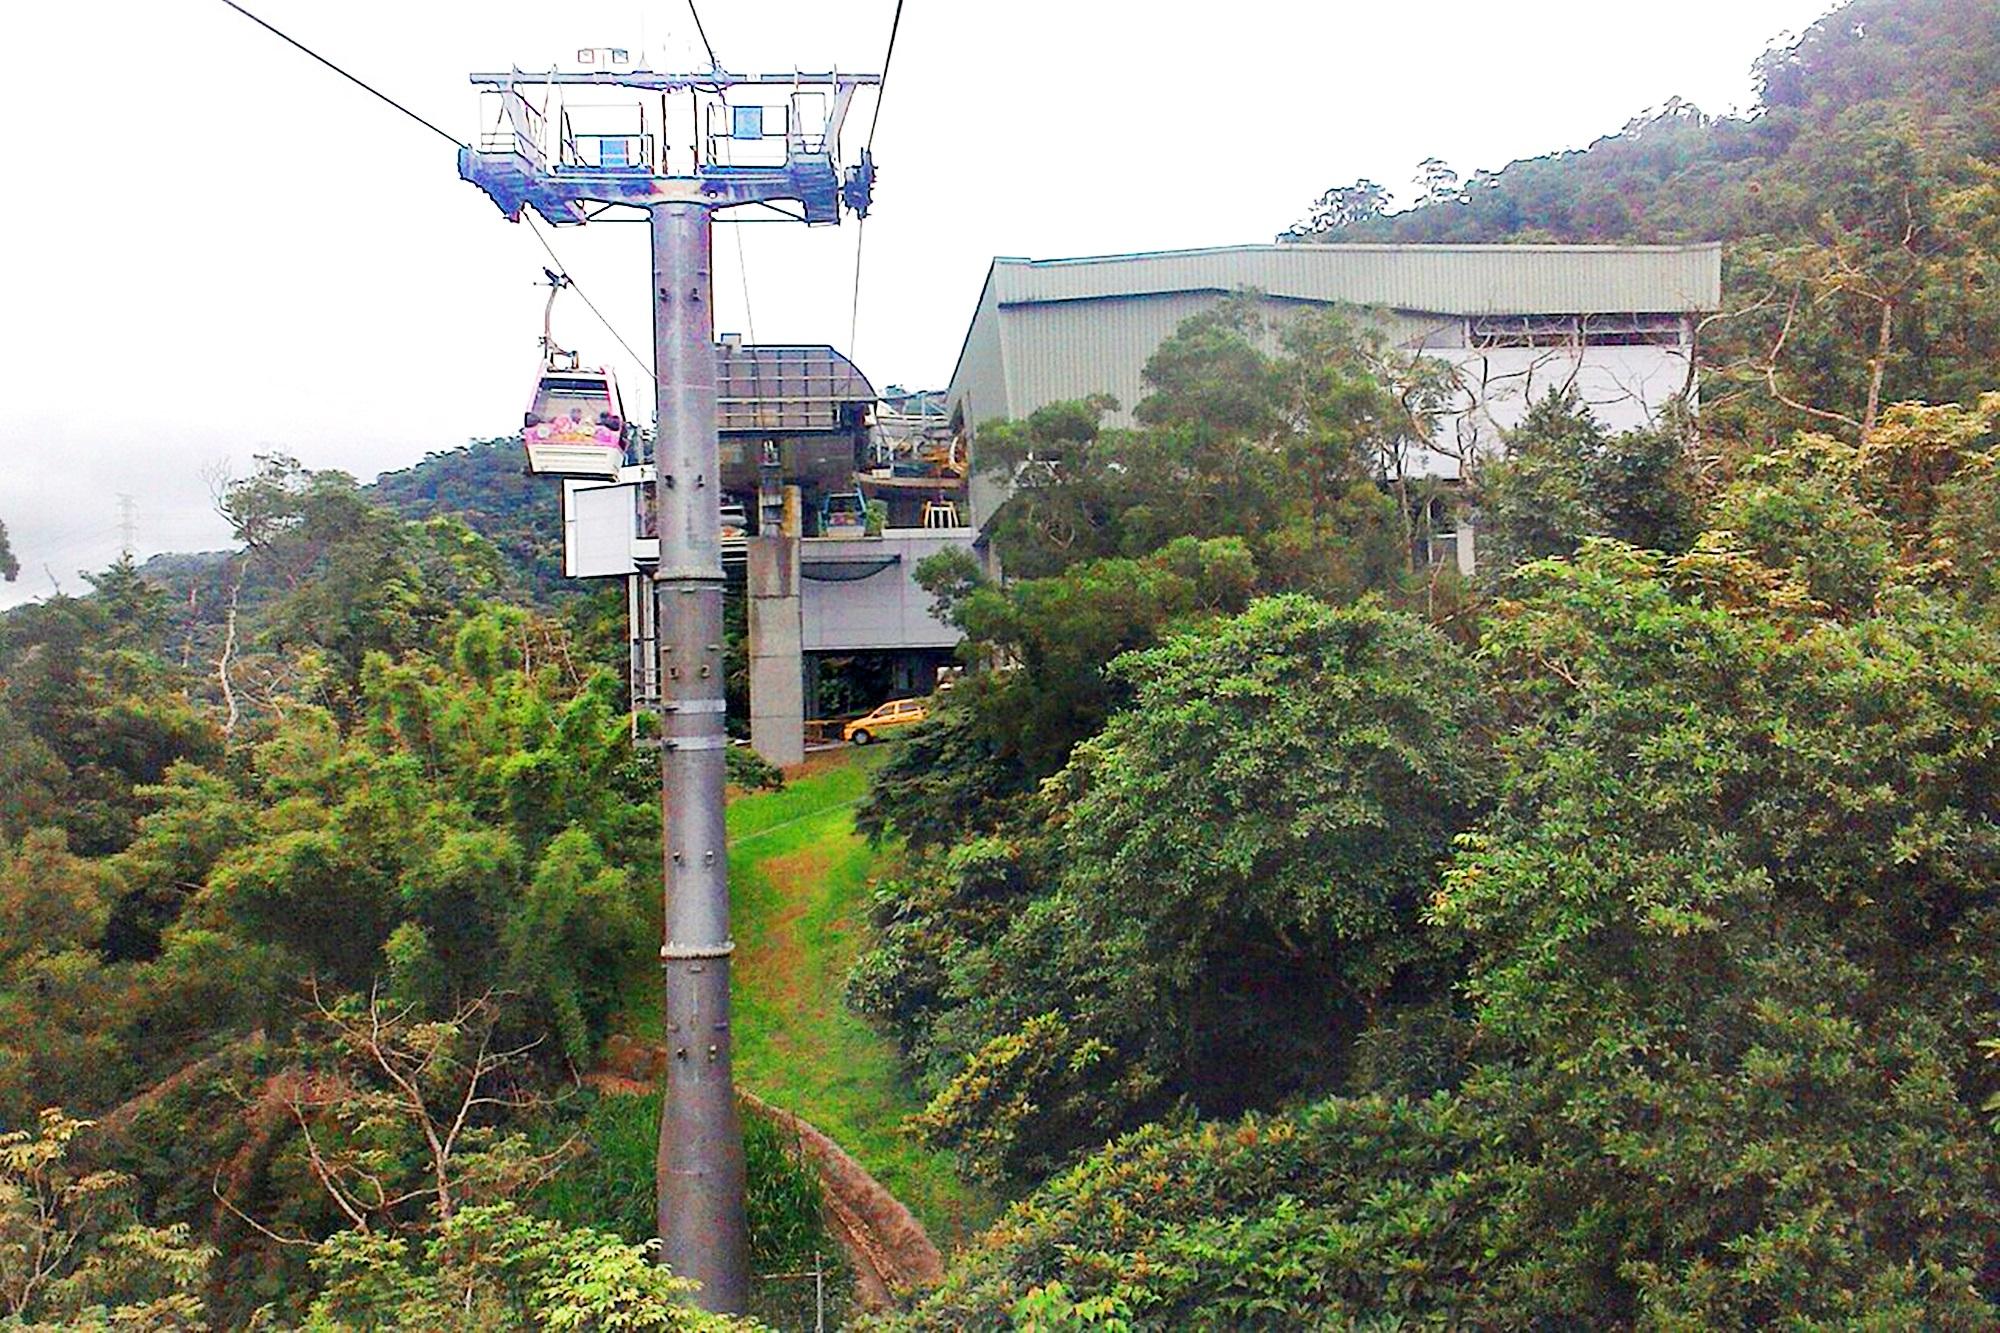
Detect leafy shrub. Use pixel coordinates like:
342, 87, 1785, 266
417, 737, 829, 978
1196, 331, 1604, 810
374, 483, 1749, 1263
883, 542, 2000, 1329
726, 746, 786, 792
303, 1201, 757, 1331
534, 1092, 828, 1269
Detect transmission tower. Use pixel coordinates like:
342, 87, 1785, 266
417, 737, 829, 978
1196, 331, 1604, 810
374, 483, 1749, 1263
457, 53, 878, 1313
116, 494, 137, 559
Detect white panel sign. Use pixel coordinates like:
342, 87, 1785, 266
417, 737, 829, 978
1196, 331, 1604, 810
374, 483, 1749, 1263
563, 479, 641, 578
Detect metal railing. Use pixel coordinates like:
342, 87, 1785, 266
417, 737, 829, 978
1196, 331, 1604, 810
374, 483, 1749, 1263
754, 1254, 842, 1332
628, 574, 661, 747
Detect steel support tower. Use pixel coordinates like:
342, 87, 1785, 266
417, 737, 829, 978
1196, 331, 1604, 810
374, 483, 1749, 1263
458, 61, 877, 1313
649, 199, 745, 1309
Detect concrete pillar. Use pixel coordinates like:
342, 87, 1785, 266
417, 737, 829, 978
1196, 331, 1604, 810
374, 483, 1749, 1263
747, 486, 805, 767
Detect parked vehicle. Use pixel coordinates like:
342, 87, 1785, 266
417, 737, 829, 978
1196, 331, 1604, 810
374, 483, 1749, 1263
842, 697, 927, 744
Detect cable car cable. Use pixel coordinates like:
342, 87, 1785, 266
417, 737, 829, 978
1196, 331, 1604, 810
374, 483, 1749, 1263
865, 0, 905, 153
211, 0, 465, 150
848, 219, 867, 358
213, 3, 649, 393
685, 0, 721, 72
522, 212, 652, 382
848, 0, 904, 358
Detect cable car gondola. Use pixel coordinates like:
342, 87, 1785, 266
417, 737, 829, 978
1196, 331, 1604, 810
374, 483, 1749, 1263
523, 363, 630, 477
820, 489, 868, 535
521, 271, 633, 479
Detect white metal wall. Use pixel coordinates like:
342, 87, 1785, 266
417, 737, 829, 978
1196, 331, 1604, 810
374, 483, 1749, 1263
949, 273, 1014, 529
799, 530, 972, 652
1414, 343, 1697, 479
996, 294, 1449, 432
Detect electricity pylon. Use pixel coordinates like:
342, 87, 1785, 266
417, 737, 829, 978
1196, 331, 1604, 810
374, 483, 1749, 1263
458, 58, 878, 1313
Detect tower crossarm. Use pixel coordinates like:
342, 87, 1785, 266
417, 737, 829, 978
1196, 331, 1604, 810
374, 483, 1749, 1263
459, 68, 881, 225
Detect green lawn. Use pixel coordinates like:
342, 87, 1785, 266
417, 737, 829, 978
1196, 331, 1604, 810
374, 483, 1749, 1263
619, 748, 995, 1249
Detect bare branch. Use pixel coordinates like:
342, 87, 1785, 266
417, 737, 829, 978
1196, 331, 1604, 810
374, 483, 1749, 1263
210, 1172, 314, 1249
1763, 286, 1863, 434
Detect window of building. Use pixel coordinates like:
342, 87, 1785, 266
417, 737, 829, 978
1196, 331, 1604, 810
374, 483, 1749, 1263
1470, 312, 1685, 349
1470, 314, 1580, 348
1580, 312, 1687, 346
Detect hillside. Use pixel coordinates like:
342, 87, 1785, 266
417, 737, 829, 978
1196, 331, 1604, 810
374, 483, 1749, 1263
101, 439, 578, 724
863, 2, 2000, 1325
134, 435, 563, 606
614, 750, 995, 1248
369, 437, 569, 599
6, 0, 2000, 1325
1309, 0, 2000, 248
1297, 0, 2000, 441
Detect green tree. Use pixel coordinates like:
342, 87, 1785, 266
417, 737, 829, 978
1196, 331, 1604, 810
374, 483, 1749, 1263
883, 540, 2000, 1329
1279, 179, 1391, 239
0, 577, 218, 855
1707, 466, 1892, 617
504, 828, 649, 1062
1050, 596, 1487, 1099
1429, 543, 2000, 1323
0, 833, 131, 1125
303, 1202, 758, 1332
217, 455, 507, 695
0, 1109, 213, 1329
1477, 389, 1700, 583
976, 305, 1415, 598
878, 534, 1258, 817
875, 597, 1492, 1183
1935, 448, 2000, 618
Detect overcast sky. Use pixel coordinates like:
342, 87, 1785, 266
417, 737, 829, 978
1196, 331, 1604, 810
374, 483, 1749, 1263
0, 0, 1837, 607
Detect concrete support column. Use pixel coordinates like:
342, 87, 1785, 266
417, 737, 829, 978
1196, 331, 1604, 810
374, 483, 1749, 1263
747, 486, 805, 768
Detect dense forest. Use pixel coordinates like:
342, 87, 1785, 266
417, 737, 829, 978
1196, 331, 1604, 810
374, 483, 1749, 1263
0, 455, 810, 1326
854, 0, 2000, 1325
3, 0, 1999, 1326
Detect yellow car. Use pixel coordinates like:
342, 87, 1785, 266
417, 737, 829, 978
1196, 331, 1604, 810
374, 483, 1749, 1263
843, 698, 927, 745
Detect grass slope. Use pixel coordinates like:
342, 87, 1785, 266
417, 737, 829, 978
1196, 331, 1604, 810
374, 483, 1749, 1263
621, 748, 994, 1248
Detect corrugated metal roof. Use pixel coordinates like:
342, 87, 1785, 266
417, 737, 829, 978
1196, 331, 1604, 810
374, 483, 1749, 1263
987, 243, 1722, 316
716, 343, 874, 433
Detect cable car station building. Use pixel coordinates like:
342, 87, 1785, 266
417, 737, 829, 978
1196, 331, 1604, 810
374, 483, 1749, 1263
555, 242, 1723, 768
944, 242, 1722, 572
557, 337, 973, 765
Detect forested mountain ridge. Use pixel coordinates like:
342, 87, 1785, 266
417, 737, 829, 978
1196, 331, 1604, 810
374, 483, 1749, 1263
1306, 0, 2000, 247
126, 437, 563, 649
368, 437, 567, 599
1297, 0, 2000, 445
80, 439, 579, 750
